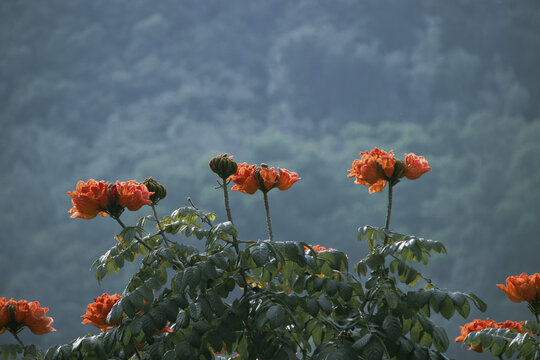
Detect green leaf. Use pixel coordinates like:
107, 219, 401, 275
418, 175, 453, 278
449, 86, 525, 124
184, 266, 201, 289
134, 286, 153, 304
352, 334, 372, 351
108, 302, 123, 324
189, 302, 202, 321
148, 341, 165, 360
467, 293, 487, 312
210, 253, 229, 270
176, 310, 190, 328
145, 277, 162, 291
325, 279, 339, 296
355, 260, 368, 276
338, 282, 353, 301
363, 337, 384, 360
250, 243, 270, 267
385, 290, 400, 309
383, 315, 402, 341
119, 227, 137, 243
142, 314, 158, 336
365, 253, 385, 270
318, 296, 332, 315
163, 350, 176, 360
266, 304, 286, 328
439, 296, 455, 320
305, 298, 319, 317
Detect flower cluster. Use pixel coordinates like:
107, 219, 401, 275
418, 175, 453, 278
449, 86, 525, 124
229, 163, 300, 194
81, 293, 171, 334
455, 319, 524, 352
68, 179, 153, 219
0, 298, 55, 335
347, 148, 431, 193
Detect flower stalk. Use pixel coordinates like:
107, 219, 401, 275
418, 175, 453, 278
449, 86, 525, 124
385, 184, 393, 232
263, 191, 274, 241
11, 331, 24, 347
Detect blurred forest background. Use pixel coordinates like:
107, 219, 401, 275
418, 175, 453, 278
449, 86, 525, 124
1, 1, 540, 358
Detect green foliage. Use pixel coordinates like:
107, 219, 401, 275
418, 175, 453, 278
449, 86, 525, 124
34, 191, 487, 360
0, 344, 43, 360
463, 322, 540, 359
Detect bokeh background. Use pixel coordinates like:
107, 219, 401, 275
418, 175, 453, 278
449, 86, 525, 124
2, 1, 540, 358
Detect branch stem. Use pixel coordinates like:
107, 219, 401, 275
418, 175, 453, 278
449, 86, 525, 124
221, 178, 240, 254
385, 184, 393, 231
11, 331, 24, 347
263, 191, 273, 241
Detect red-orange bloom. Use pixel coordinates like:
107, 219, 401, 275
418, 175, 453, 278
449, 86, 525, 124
497, 273, 540, 303
115, 180, 153, 211
81, 293, 122, 332
347, 148, 395, 193
277, 168, 301, 190
229, 162, 259, 194
0, 298, 55, 335
304, 244, 334, 252
258, 166, 279, 191
455, 318, 524, 352
404, 153, 432, 180
67, 179, 110, 219
82, 293, 172, 335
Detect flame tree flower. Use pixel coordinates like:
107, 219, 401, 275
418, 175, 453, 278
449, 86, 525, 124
228, 161, 300, 241
229, 162, 259, 194
276, 168, 301, 190
303, 244, 334, 253
347, 148, 395, 194
0, 298, 55, 346
404, 153, 432, 180
497, 273, 540, 319
81, 293, 123, 332
67, 179, 110, 219
455, 318, 524, 352
348, 148, 431, 232
115, 180, 153, 211
68, 179, 153, 219
82, 293, 172, 335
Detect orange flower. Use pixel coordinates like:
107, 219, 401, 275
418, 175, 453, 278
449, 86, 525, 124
455, 318, 524, 352
67, 179, 110, 219
497, 273, 540, 303
114, 180, 153, 211
404, 153, 431, 180
82, 293, 172, 334
257, 166, 279, 191
81, 293, 122, 332
304, 244, 334, 252
229, 163, 259, 194
0, 298, 9, 334
0, 298, 55, 335
277, 168, 301, 190
347, 148, 395, 193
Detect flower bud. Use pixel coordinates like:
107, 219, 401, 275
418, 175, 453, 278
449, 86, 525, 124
142, 177, 167, 204
209, 154, 238, 179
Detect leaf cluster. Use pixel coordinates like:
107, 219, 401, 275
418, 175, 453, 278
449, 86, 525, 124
34, 206, 486, 360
